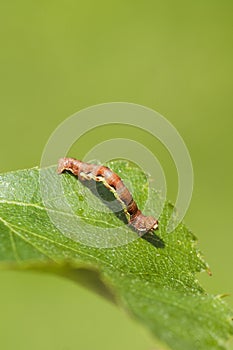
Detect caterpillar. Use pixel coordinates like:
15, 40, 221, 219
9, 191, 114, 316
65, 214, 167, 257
57, 157, 158, 236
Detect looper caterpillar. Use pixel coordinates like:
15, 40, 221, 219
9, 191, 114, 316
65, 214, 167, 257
57, 158, 158, 236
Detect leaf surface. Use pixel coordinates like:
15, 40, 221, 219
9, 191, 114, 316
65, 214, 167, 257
0, 160, 232, 350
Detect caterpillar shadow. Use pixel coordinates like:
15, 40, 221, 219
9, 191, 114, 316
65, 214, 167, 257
66, 172, 165, 249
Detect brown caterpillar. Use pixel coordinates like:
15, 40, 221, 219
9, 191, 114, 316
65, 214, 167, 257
57, 158, 158, 236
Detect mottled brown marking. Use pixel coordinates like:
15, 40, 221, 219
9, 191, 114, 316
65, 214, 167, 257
57, 157, 158, 236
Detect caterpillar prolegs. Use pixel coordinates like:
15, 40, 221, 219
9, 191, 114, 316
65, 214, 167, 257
57, 158, 158, 236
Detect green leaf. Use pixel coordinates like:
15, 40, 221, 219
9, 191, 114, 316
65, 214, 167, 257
0, 160, 232, 350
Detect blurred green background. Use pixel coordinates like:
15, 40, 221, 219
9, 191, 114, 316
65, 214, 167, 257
0, 1, 233, 349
